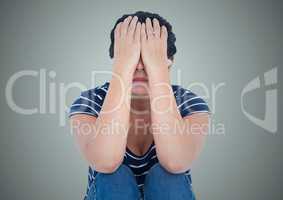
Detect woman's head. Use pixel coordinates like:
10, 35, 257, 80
109, 11, 177, 96
109, 11, 177, 60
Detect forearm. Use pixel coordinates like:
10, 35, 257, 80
86, 68, 133, 166
148, 70, 197, 172
71, 16, 143, 172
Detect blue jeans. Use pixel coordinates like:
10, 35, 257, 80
86, 163, 196, 200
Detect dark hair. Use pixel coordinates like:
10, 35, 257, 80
109, 11, 177, 60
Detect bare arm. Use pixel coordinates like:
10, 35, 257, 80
141, 18, 210, 173
149, 76, 209, 173
70, 16, 141, 173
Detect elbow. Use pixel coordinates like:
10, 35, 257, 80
161, 159, 193, 174
89, 157, 123, 174
83, 141, 125, 174
84, 146, 124, 174
163, 146, 202, 174
92, 160, 122, 174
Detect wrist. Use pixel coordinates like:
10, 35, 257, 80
111, 66, 133, 87
113, 63, 135, 76
148, 68, 170, 85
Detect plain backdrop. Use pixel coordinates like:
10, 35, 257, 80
0, 0, 282, 199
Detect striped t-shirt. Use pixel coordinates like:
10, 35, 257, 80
68, 81, 210, 200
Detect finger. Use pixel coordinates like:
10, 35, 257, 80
114, 23, 121, 57
141, 23, 146, 42
121, 16, 132, 37
134, 22, 141, 42
145, 17, 154, 39
161, 25, 168, 41
114, 22, 121, 39
128, 16, 138, 36
161, 25, 168, 55
153, 18, 161, 38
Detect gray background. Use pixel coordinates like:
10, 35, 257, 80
0, 0, 282, 199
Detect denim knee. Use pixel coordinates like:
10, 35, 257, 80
143, 163, 195, 200
145, 162, 176, 178
144, 162, 190, 185
95, 164, 138, 185
91, 164, 141, 200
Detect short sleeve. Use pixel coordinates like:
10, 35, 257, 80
174, 86, 211, 118
68, 83, 109, 118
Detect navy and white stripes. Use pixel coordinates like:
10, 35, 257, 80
68, 81, 210, 200
69, 83, 108, 118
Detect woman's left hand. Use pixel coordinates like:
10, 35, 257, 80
141, 18, 172, 80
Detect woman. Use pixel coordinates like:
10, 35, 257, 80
69, 11, 210, 200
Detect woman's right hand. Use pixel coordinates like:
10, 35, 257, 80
112, 16, 141, 78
